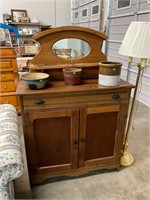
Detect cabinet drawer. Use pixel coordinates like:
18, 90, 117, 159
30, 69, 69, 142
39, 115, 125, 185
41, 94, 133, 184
0, 96, 18, 106
0, 72, 14, 81
0, 81, 16, 92
23, 91, 130, 110
0, 48, 15, 56
0, 61, 12, 69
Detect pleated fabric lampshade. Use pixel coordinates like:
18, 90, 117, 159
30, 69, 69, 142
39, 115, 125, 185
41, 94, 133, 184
118, 21, 150, 59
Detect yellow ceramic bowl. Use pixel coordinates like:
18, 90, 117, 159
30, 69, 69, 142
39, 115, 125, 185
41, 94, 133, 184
20, 72, 49, 89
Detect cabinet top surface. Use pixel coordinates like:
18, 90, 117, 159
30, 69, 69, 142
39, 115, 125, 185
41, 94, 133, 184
16, 79, 134, 96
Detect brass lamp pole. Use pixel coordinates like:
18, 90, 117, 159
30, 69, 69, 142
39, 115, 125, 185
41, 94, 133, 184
120, 59, 146, 167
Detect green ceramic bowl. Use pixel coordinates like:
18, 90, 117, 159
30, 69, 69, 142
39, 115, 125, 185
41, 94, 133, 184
20, 72, 49, 89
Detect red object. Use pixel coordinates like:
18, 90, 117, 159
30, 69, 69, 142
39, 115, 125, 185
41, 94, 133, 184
63, 67, 82, 85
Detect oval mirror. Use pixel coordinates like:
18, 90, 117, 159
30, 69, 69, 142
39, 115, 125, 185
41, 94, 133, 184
52, 38, 90, 59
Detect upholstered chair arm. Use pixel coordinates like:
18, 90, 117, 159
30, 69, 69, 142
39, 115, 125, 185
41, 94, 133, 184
0, 104, 24, 200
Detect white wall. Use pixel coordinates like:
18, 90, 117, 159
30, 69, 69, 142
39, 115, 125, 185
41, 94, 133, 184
55, 0, 71, 27
0, 0, 71, 27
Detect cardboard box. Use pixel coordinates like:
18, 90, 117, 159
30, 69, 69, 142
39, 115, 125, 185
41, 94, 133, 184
21, 17, 30, 23
24, 45, 38, 54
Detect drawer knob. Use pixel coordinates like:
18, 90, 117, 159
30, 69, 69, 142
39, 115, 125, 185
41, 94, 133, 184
4, 85, 7, 89
4, 64, 7, 67
2, 74, 5, 78
112, 94, 120, 99
35, 99, 45, 105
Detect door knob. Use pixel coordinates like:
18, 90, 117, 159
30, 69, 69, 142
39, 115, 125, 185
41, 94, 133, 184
73, 139, 78, 145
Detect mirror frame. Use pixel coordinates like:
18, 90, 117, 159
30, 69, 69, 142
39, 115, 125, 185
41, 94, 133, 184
31, 26, 108, 66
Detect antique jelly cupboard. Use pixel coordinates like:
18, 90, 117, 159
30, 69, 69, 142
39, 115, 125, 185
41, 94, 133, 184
16, 26, 134, 185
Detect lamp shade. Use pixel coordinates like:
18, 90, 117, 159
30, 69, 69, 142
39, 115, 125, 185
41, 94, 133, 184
118, 22, 150, 58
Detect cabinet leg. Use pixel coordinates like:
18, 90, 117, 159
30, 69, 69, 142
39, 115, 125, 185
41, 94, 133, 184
117, 166, 120, 172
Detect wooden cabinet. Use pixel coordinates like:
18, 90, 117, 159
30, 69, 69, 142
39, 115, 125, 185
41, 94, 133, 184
17, 79, 133, 185
0, 47, 20, 110
16, 26, 134, 185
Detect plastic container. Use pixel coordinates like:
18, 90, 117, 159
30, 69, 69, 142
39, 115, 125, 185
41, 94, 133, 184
63, 67, 82, 85
99, 61, 122, 86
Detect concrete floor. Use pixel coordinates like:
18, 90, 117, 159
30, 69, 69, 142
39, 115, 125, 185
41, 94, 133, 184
15, 101, 150, 200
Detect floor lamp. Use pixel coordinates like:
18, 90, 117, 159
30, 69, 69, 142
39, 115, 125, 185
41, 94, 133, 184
118, 22, 150, 167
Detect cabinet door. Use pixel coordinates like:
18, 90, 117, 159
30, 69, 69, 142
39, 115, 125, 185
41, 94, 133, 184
79, 105, 127, 168
24, 109, 79, 175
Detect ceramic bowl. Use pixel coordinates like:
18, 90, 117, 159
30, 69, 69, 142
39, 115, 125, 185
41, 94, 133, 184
20, 72, 49, 89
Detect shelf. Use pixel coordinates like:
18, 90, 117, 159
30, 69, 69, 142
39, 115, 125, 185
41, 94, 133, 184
11, 33, 34, 37
29, 63, 100, 70
10, 22, 51, 27
22, 53, 36, 57
11, 22, 41, 26
8, 23, 51, 58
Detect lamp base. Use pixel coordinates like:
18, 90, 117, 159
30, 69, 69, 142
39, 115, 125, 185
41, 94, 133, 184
120, 151, 134, 167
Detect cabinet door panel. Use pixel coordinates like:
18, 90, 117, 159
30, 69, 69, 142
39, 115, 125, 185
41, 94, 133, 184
85, 111, 118, 159
24, 109, 79, 175
34, 116, 71, 167
79, 105, 122, 167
